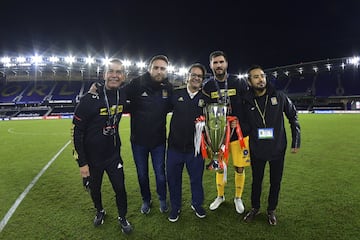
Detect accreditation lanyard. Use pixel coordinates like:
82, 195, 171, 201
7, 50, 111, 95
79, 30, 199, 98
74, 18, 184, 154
213, 77, 229, 105
103, 87, 119, 123
254, 95, 268, 127
103, 87, 119, 145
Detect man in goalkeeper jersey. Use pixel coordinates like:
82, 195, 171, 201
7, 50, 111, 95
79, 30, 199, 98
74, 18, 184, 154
202, 50, 250, 215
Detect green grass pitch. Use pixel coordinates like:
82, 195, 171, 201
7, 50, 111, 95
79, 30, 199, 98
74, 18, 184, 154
0, 113, 359, 239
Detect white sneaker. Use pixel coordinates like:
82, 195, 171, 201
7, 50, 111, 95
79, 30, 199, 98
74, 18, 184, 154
209, 196, 225, 210
234, 198, 244, 214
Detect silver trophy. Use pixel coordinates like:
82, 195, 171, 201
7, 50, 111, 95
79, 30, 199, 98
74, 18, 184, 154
203, 103, 228, 170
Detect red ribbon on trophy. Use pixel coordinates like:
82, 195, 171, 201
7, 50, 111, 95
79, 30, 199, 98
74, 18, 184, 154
194, 115, 246, 171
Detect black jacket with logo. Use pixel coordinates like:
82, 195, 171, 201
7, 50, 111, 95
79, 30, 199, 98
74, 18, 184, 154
72, 86, 127, 167
125, 72, 173, 148
168, 86, 206, 153
242, 84, 301, 161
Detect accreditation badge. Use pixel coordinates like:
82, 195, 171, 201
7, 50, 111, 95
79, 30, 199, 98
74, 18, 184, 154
271, 97, 278, 105
162, 89, 168, 99
258, 128, 274, 139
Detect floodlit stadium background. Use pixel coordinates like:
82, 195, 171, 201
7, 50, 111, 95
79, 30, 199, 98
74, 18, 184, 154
1, 53, 360, 120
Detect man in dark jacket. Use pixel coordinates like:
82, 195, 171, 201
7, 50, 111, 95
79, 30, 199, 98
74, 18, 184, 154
166, 63, 207, 222
242, 65, 300, 226
72, 59, 132, 234
126, 55, 173, 214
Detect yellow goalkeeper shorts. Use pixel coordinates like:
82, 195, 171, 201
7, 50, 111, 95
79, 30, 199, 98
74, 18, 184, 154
230, 136, 251, 167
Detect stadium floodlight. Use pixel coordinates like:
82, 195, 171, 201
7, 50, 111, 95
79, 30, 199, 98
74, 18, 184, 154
16, 56, 26, 63
326, 63, 331, 71
237, 73, 247, 79
102, 57, 111, 66
341, 62, 345, 70
167, 65, 175, 73
347, 56, 359, 66
31, 55, 43, 65
49, 56, 59, 63
1, 57, 11, 64
178, 67, 188, 76
272, 71, 278, 78
65, 55, 76, 64
122, 59, 132, 68
284, 70, 289, 76
85, 57, 94, 65
298, 67, 303, 74
136, 61, 146, 69
313, 66, 318, 73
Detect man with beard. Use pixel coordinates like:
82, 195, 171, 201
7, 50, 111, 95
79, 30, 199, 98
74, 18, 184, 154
126, 55, 172, 215
72, 59, 132, 234
242, 65, 300, 225
202, 51, 250, 215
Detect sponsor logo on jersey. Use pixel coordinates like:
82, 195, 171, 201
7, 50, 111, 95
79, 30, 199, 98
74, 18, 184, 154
100, 105, 123, 115
210, 88, 236, 98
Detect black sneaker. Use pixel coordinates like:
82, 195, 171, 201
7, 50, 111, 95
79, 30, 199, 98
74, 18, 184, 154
118, 217, 133, 234
160, 200, 169, 213
168, 209, 180, 223
267, 210, 277, 226
191, 205, 206, 218
141, 201, 152, 214
243, 208, 259, 222
93, 209, 106, 226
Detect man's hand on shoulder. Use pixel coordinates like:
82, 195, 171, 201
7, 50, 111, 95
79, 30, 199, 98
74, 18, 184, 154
88, 82, 103, 95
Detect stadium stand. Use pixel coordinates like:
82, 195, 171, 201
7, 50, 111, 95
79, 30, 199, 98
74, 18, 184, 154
265, 58, 360, 111
1, 55, 360, 118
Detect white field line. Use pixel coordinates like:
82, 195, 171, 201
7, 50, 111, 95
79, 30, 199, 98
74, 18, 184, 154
0, 140, 71, 233
7, 128, 69, 136
7, 127, 130, 136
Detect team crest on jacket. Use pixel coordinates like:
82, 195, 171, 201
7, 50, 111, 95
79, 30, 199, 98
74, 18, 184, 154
178, 97, 184, 101
162, 89, 168, 99
271, 97, 278, 105
198, 99, 205, 107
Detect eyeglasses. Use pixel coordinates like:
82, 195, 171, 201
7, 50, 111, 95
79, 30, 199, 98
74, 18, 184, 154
190, 73, 204, 79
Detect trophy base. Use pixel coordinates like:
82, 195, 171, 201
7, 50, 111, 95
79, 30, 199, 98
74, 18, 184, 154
206, 160, 224, 171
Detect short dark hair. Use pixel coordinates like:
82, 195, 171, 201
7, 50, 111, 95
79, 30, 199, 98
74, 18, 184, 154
105, 58, 123, 72
149, 55, 169, 67
188, 63, 207, 77
247, 64, 263, 79
209, 50, 228, 62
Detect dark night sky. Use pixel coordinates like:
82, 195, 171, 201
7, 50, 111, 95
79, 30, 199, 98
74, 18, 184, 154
1, 0, 360, 72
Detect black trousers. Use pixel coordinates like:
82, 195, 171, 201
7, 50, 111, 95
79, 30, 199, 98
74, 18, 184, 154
250, 156, 285, 211
89, 157, 127, 218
